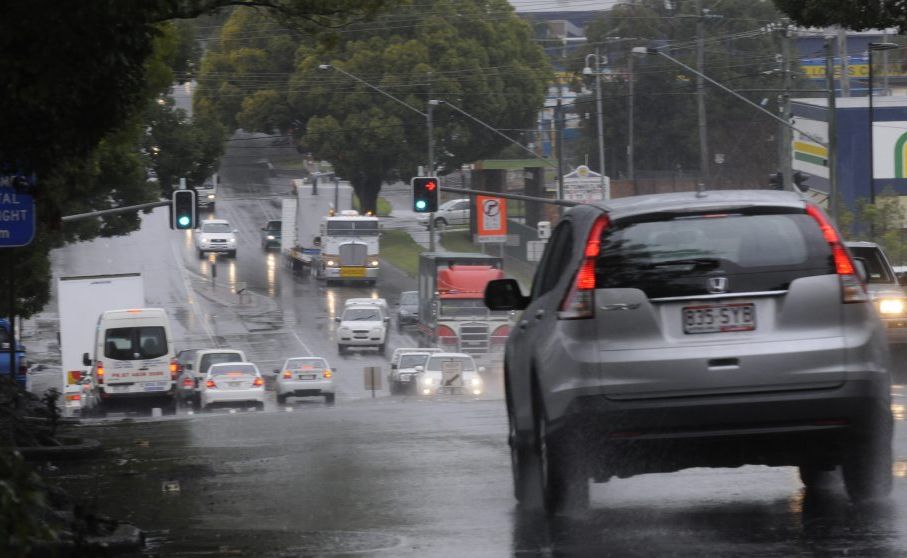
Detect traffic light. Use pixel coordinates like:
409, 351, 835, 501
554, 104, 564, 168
792, 171, 809, 192
768, 172, 783, 190
412, 176, 439, 213
170, 189, 197, 230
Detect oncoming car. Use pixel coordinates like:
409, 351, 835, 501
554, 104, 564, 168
845, 241, 907, 348
274, 356, 335, 405
336, 304, 389, 354
195, 219, 238, 258
417, 352, 485, 396
199, 362, 265, 411
486, 190, 893, 513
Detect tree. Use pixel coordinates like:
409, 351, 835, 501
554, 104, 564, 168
196, 0, 552, 212
568, 0, 798, 186
0, 0, 394, 317
773, 0, 907, 32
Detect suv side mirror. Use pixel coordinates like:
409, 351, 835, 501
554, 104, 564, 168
82, 352, 91, 366
852, 257, 868, 283
485, 279, 529, 311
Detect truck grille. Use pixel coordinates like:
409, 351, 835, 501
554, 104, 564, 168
459, 322, 489, 354
340, 243, 367, 266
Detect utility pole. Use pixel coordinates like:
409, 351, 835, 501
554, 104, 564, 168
594, 47, 606, 195
882, 32, 891, 94
628, 51, 636, 187
825, 39, 839, 223
696, 0, 710, 188
427, 78, 436, 252
838, 26, 850, 97
556, 99, 565, 200
780, 23, 793, 190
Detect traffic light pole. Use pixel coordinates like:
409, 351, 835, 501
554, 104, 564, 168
427, 100, 436, 252
62, 200, 171, 222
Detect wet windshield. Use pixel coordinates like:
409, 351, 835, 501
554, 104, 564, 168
104, 327, 167, 360
209, 364, 257, 377
849, 246, 895, 283
426, 356, 475, 372
286, 358, 328, 371
342, 308, 381, 321
199, 353, 243, 373
326, 220, 379, 236
202, 222, 231, 233
399, 354, 430, 368
400, 292, 418, 306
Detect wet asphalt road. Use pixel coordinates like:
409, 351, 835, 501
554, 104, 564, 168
36, 133, 907, 556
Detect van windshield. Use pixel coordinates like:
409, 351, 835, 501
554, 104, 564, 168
104, 327, 168, 360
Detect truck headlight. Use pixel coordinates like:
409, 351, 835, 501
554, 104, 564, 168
325, 260, 338, 267
368, 259, 379, 267
879, 298, 906, 315
267, 235, 276, 240
207, 194, 215, 200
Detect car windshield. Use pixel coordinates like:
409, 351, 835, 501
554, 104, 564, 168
104, 326, 168, 360
343, 308, 381, 321
209, 364, 257, 377
326, 220, 379, 236
266, 221, 281, 231
399, 354, 430, 368
400, 292, 418, 305
596, 211, 835, 298
286, 358, 328, 371
849, 246, 895, 283
200, 353, 243, 373
426, 356, 475, 372
202, 222, 231, 233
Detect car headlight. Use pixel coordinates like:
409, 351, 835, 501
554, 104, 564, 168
422, 376, 434, 386
267, 235, 275, 240
879, 298, 906, 315
207, 194, 215, 199
471, 377, 482, 387
326, 260, 338, 267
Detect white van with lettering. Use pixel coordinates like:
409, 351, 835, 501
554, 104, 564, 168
81, 308, 176, 417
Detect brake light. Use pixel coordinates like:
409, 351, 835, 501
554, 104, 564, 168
96, 361, 105, 384
283, 370, 292, 379
559, 214, 610, 319
805, 204, 867, 303
169, 359, 180, 380
323, 369, 333, 379
252, 377, 264, 387
206, 379, 216, 389
182, 377, 194, 388
65, 394, 81, 402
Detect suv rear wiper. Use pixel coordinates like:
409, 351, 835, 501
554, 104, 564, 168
648, 258, 721, 270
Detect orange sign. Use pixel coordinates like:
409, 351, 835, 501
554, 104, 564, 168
476, 196, 506, 243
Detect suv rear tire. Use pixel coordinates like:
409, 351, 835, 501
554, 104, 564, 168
842, 411, 893, 501
537, 412, 589, 514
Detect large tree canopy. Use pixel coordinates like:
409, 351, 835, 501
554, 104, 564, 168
196, 0, 552, 212
773, 0, 904, 31
569, 0, 800, 186
0, 0, 393, 317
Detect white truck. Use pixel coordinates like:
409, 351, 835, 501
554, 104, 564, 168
58, 273, 144, 416
196, 173, 218, 209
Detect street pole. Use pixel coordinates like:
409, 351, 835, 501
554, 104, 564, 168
556, 99, 565, 200
628, 52, 636, 187
780, 24, 793, 190
826, 39, 839, 223
7, 250, 15, 394
333, 176, 339, 212
838, 27, 850, 97
594, 47, 606, 195
427, 99, 436, 252
695, 0, 710, 188
869, 47, 876, 206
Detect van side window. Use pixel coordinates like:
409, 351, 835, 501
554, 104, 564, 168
105, 327, 168, 360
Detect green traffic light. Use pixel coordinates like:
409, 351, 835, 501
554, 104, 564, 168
178, 215, 190, 227
415, 200, 427, 211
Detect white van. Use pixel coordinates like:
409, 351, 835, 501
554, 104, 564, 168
81, 308, 176, 416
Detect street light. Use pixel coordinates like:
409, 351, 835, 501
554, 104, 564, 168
583, 49, 607, 198
867, 42, 899, 206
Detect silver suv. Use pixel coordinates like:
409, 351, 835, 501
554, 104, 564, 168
485, 190, 893, 513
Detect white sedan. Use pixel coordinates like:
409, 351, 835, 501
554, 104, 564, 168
200, 362, 266, 411
274, 356, 336, 406
417, 352, 485, 396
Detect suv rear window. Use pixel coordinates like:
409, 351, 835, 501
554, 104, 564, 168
104, 327, 168, 360
199, 352, 243, 374
596, 211, 835, 298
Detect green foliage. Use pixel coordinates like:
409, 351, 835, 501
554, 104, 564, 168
145, 99, 227, 191
195, 0, 552, 213
571, 0, 797, 184
0, 450, 59, 556
773, 0, 906, 32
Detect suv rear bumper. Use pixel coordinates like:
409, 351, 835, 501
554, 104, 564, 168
547, 379, 890, 478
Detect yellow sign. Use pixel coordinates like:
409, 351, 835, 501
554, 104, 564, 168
340, 267, 366, 278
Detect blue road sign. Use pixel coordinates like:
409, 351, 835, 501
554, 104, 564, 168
0, 187, 36, 247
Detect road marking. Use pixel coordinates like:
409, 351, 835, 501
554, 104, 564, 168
289, 328, 313, 356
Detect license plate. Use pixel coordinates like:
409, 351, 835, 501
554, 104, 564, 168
298, 374, 317, 380
143, 381, 167, 392
228, 381, 241, 387
683, 303, 756, 334
340, 267, 366, 278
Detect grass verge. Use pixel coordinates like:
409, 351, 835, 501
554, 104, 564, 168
352, 195, 392, 217
439, 230, 476, 253
380, 229, 424, 277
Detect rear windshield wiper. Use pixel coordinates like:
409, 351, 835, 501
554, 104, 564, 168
647, 258, 721, 270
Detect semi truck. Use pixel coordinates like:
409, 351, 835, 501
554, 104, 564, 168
315, 210, 380, 285
58, 273, 144, 416
416, 252, 512, 356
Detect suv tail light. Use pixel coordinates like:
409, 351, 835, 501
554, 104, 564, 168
182, 377, 194, 388
96, 361, 105, 384
559, 215, 610, 319
252, 377, 264, 387
805, 204, 867, 303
